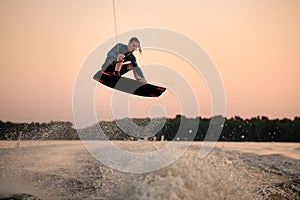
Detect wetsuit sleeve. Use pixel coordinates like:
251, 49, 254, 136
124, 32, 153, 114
129, 55, 145, 78
134, 66, 145, 78
102, 43, 122, 69
107, 43, 122, 59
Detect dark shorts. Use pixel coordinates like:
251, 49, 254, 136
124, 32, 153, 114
104, 63, 133, 75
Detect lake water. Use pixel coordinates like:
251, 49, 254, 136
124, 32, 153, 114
0, 141, 299, 199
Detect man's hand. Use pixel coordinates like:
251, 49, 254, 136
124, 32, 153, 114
117, 54, 125, 62
138, 78, 147, 84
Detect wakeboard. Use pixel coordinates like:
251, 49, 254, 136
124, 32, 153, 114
93, 70, 166, 97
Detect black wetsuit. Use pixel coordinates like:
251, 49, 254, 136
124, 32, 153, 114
101, 43, 144, 78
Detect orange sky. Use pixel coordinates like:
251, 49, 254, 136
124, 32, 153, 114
0, 0, 300, 122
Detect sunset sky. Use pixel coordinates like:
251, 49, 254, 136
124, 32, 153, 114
1, 0, 299, 123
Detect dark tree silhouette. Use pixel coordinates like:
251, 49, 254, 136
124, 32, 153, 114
0, 116, 299, 141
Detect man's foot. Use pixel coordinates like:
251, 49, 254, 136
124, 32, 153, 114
114, 71, 121, 76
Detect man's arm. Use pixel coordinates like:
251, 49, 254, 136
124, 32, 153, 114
107, 43, 123, 59
133, 68, 147, 83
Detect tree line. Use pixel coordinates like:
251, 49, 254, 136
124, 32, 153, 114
156, 115, 300, 142
0, 115, 299, 142
0, 121, 77, 140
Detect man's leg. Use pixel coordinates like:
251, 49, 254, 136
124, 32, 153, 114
114, 61, 123, 76
120, 64, 134, 75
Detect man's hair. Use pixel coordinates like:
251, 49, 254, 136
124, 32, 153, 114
129, 37, 142, 54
